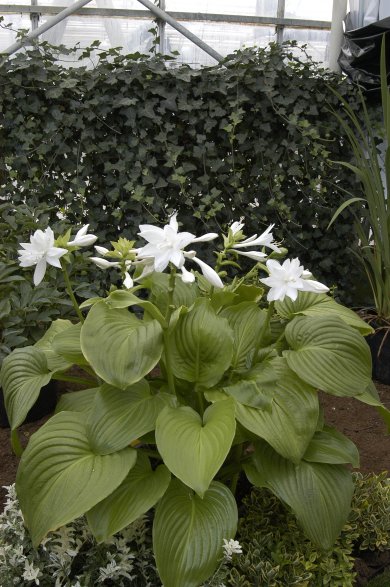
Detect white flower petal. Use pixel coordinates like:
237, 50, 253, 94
94, 245, 110, 255
191, 256, 224, 288
33, 258, 47, 286
90, 257, 120, 269
191, 232, 219, 243
123, 272, 133, 289
230, 219, 245, 235
180, 265, 195, 283
299, 279, 329, 293
235, 249, 267, 261
169, 212, 179, 233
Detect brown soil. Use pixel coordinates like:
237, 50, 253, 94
0, 382, 389, 584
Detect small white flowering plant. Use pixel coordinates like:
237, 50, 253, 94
1, 214, 389, 587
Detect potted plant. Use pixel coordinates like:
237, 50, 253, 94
328, 37, 390, 383
1, 213, 389, 587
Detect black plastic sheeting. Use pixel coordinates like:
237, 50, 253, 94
339, 14, 390, 91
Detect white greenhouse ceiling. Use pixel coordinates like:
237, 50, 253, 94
0, 0, 337, 66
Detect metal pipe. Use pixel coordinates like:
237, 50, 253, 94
0, 7, 332, 29
327, 0, 348, 72
276, 0, 285, 44
135, 0, 223, 62
1, 0, 94, 55
158, 0, 166, 55
30, 0, 40, 30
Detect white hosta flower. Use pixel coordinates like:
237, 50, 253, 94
184, 251, 223, 288
138, 213, 222, 287
232, 223, 281, 254
137, 213, 218, 273
230, 218, 245, 235
67, 224, 97, 247
260, 258, 329, 302
94, 245, 110, 255
90, 257, 120, 270
222, 538, 243, 560
18, 227, 68, 286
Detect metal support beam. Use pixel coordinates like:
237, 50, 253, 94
30, 0, 39, 30
276, 0, 285, 44
135, 0, 223, 63
158, 0, 166, 55
0, 7, 331, 30
328, 0, 348, 72
1, 0, 93, 55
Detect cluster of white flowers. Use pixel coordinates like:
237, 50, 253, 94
222, 538, 243, 560
18, 225, 97, 286
18, 215, 329, 302
0, 485, 158, 586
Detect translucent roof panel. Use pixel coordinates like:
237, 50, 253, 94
167, 22, 275, 66
0, 0, 334, 66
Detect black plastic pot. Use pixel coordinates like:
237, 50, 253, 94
367, 327, 390, 385
0, 381, 58, 428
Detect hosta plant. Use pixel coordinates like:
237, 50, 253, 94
1, 214, 389, 587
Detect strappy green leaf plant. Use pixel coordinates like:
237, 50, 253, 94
328, 36, 390, 321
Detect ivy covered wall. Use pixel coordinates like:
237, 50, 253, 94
0, 41, 365, 299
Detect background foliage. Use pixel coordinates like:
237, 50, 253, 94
0, 38, 367, 300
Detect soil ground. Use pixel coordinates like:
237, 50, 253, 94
0, 382, 389, 584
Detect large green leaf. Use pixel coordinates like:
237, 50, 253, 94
87, 453, 171, 542
284, 316, 372, 397
52, 322, 88, 366
87, 381, 176, 454
0, 347, 52, 429
220, 302, 267, 371
155, 399, 236, 496
80, 301, 164, 389
275, 292, 373, 335
55, 387, 99, 415
245, 441, 354, 549
222, 361, 277, 409
106, 290, 166, 326
235, 358, 318, 462
166, 298, 234, 388
303, 426, 359, 467
153, 479, 237, 587
34, 319, 73, 372
145, 272, 199, 315
16, 411, 136, 546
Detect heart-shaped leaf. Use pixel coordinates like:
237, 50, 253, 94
245, 441, 354, 549
34, 319, 73, 371
235, 358, 318, 463
153, 479, 237, 587
16, 411, 137, 546
145, 272, 199, 315
303, 426, 359, 467
166, 298, 234, 388
80, 301, 163, 389
55, 387, 99, 415
222, 360, 277, 409
106, 290, 166, 326
87, 453, 171, 542
87, 381, 176, 454
156, 399, 236, 496
284, 315, 372, 397
0, 347, 52, 429
52, 322, 88, 366
275, 292, 373, 336
220, 302, 267, 371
